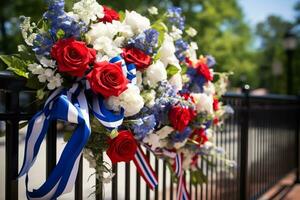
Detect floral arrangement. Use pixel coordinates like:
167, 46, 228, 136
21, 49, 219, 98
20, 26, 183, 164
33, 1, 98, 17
0, 0, 234, 199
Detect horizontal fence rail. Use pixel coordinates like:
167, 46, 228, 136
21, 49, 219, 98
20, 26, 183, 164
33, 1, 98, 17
0, 71, 299, 200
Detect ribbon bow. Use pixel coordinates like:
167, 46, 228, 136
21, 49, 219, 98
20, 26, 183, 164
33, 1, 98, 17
19, 56, 157, 199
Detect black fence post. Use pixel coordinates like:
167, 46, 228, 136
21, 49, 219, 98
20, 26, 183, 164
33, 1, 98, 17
5, 90, 20, 200
296, 96, 300, 183
240, 85, 250, 200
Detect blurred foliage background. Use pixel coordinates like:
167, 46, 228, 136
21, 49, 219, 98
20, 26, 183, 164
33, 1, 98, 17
0, 0, 299, 94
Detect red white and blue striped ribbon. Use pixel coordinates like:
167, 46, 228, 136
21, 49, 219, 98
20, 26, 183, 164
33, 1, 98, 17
133, 146, 158, 190
174, 153, 190, 200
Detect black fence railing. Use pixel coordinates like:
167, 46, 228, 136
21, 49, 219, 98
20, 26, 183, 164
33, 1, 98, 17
0, 71, 299, 200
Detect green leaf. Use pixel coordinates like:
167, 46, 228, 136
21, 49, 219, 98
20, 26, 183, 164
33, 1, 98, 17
151, 21, 168, 47
166, 64, 180, 79
0, 55, 29, 78
18, 45, 36, 61
56, 29, 65, 40
190, 170, 207, 185
153, 51, 161, 62
181, 64, 188, 75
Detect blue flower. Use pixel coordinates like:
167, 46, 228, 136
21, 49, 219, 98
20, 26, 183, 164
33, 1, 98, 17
128, 29, 159, 55
206, 55, 216, 68
33, 0, 87, 56
185, 68, 206, 93
175, 39, 188, 61
172, 127, 192, 142
167, 7, 185, 30
132, 115, 157, 140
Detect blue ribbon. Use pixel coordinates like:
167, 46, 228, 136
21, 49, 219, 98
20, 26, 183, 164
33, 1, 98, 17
19, 55, 136, 199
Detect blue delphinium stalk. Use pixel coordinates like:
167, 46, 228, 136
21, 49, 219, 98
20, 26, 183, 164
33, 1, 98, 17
185, 67, 206, 93
128, 29, 159, 55
33, 0, 87, 56
131, 115, 157, 140
167, 7, 185, 30
174, 39, 188, 62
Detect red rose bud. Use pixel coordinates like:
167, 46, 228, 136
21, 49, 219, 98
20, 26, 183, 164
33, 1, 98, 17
190, 128, 208, 146
100, 6, 120, 23
213, 97, 219, 111
51, 38, 96, 77
106, 130, 137, 163
87, 61, 128, 97
168, 105, 194, 132
195, 62, 213, 82
122, 47, 151, 70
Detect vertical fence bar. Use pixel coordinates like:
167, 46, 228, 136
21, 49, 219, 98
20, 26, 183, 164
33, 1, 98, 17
162, 160, 167, 200
296, 98, 300, 183
111, 164, 118, 200
46, 120, 57, 177
125, 162, 131, 200
5, 91, 19, 200
75, 155, 83, 200
136, 170, 141, 200
146, 151, 150, 200
239, 85, 250, 200
155, 158, 159, 200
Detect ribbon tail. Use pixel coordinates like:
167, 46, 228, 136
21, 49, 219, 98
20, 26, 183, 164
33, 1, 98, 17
174, 153, 190, 200
132, 146, 158, 190
19, 85, 91, 200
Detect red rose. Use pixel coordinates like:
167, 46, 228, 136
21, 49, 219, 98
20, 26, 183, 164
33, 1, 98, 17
195, 62, 213, 82
213, 98, 219, 111
190, 128, 208, 145
51, 38, 96, 77
122, 47, 151, 70
107, 130, 137, 163
168, 105, 195, 132
213, 117, 219, 125
87, 61, 128, 97
100, 6, 120, 23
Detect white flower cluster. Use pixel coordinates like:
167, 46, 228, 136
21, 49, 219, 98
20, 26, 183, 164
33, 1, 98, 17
86, 21, 132, 58
72, 0, 104, 24
107, 84, 144, 117
143, 61, 167, 87
123, 11, 151, 35
19, 17, 37, 46
28, 63, 63, 90
192, 93, 214, 115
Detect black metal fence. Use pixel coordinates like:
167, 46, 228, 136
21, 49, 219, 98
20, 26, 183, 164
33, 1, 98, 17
0, 71, 299, 200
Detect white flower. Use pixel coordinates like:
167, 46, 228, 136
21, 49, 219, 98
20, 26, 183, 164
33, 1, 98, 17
19, 16, 37, 46
38, 68, 54, 83
144, 61, 167, 87
38, 56, 56, 68
192, 93, 214, 114
186, 42, 198, 62
203, 81, 216, 96
123, 11, 150, 34
168, 73, 183, 92
143, 133, 160, 150
156, 126, 174, 139
148, 6, 158, 15
158, 34, 180, 67
106, 84, 144, 117
93, 36, 122, 57
185, 27, 197, 37
73, 0, 104, 24
28, 63, 44, 75
47, 73, 63, 90
169, 26, 182, 40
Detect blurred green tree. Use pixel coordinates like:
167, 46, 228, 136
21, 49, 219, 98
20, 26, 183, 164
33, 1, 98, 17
255, 16, 293, 94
